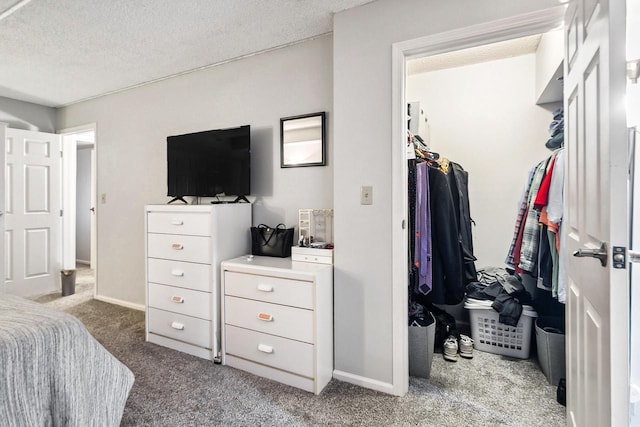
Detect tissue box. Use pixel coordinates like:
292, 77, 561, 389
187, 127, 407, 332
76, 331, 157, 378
291, 246, 333, 265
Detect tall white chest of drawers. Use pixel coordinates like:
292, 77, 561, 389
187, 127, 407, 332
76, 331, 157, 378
145, 204, 251, 360
221, 256, 333, 394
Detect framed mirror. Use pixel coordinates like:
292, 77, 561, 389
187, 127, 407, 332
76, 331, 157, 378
280, 112, 326, 168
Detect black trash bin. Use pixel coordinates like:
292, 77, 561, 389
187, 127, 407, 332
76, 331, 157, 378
61, 270, 76, 296
535, 316, 565, 385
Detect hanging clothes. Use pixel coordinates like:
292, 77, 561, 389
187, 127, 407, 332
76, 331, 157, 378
406, 124, 476, 310
414, 162, 432, 295
505, 148, 566, 304
422, 158, 475, 305
546, 149, 566, 302
517, 157, 551, 273
505, 167, 537, 269
450, 162, 477, 284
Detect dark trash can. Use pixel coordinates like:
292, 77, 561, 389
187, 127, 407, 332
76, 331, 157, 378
535, 316, 566, 385
61, 270, 76, 296
409, 312, 436, 378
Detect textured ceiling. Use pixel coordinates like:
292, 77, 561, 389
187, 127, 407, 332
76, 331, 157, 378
407, 34, 543, 76
0, 0, 374, 107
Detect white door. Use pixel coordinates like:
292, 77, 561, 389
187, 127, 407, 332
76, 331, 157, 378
564, 0, 629, 425
4, 128, 61, 296
0, 124, 6, 286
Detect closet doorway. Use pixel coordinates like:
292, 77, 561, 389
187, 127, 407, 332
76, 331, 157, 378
60, 125, 97, 296
406, 33, 563, 313
403, 28, 565, 419
391, 3, 631, 424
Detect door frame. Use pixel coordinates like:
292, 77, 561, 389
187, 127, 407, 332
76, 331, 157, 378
390, 6, 567, 396
58, 123, 97, 293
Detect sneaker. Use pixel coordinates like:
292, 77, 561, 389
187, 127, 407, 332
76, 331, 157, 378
443, 335, 458, 362
458, 334, 474, 359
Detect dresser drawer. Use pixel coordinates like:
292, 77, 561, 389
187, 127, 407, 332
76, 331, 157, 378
224, 296, 313, 343
147, 233, 211, 264
224, 271, 313, 309
148, 258, 211, 292
148, 283, 211, 320
147, 211, 211, 236
148, 308, 211, 349
225, 325, 313, 378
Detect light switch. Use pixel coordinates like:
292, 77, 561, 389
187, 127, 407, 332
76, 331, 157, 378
361, 186, 373, 205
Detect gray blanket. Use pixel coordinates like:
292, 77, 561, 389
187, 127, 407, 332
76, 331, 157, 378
0, 294, 134, 426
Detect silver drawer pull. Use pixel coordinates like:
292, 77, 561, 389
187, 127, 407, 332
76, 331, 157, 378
258, 313, 273, 322
171, 296, 184, 303
257, 284, 273, 292
171, 321, 185, 330
257, 344, 273, 354
171, 219, 184, 225
171, 269, 184, 277
171, 243, 184, 250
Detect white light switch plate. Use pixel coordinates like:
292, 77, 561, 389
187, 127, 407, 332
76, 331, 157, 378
361, 186, 373, 205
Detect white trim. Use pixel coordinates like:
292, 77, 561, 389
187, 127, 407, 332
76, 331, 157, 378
57, 123, 98, 136
95, 294, 145, 312
332, 370, 396, 395
61, 134, 77, 271
390, 42, 409, 397
390, 5, 566, 397
399, 5, 566, 60
0, 0, 33, 22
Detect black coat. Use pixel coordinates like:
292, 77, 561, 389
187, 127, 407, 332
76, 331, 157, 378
427, 161, 476, 305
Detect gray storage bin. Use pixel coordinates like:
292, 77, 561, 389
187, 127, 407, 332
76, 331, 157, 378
409, 312, 435, 378
61, 269, 76, 296
535, 316, 566, 386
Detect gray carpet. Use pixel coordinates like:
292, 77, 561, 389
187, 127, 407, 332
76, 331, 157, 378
36, 276, 566, 426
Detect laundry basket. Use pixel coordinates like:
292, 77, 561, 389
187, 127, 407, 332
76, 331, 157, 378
465, 298, 537, 359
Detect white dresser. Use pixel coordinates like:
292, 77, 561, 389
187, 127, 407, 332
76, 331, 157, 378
221, 256, 333, 394
145, 204, 251, 360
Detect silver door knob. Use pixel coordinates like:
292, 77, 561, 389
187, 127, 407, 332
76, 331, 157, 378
573, 242, 607, 267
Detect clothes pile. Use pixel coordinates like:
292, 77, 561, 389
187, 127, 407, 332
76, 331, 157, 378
546, 107, 564, 150
465, 266, 534, 326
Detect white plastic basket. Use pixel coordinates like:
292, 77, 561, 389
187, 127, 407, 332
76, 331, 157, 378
467, 305, 537, 359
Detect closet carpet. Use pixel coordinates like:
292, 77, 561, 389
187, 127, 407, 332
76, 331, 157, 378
38, 283, 566, 427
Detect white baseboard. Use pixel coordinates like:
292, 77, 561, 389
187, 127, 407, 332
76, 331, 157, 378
76, 259, 90, 265
94, 294, 145, 311
332, 370, 400, 396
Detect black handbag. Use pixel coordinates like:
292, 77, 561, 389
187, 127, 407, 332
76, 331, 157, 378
250, 224, 294, 258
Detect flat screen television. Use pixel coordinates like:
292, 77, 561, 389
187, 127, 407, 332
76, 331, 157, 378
167, 125, 250, 203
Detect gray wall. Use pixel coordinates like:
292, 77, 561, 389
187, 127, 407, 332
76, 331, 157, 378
57, 36, 333, 305
0, 96, 57, 132
332, 0, 560, 386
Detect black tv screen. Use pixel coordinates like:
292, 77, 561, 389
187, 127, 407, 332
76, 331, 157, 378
167, 125, 250, 199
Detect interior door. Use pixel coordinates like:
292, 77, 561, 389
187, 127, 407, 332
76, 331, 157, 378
563, 0, 629, 425
0, 124, 6, 286
4, 128, 61, 296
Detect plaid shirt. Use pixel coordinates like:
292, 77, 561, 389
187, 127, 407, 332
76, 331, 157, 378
518, 159, 551, 273
505, 165, 537, 268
